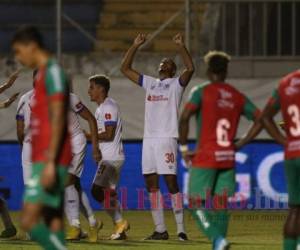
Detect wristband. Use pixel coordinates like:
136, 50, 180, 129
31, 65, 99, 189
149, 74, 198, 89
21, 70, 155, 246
179, 144, 189, 153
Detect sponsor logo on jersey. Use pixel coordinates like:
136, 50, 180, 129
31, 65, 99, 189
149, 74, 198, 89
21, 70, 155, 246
147, 95, 168, 102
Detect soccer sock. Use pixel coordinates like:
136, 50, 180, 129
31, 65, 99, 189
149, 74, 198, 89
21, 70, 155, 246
283, 238, 296, 250
0, 197, 14, 229
105, 198, 123, 224
215, 209, 230, 237
171, 192, 185, 234
190, 208, 222, 242
52, 230, 66, 250
30, 223, 67, 250
149, 190, 166, 233
65, 185, 80, 228
80, 191, 97, 227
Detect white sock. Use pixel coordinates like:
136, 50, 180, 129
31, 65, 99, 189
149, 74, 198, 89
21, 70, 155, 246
80, 191, 96, 226
171, 192, 185, 234
65, 185, 80, 228
105, 197, 123, 224
149, 190, 166, 233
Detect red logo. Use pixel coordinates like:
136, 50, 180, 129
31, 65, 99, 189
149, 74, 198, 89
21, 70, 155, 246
147, 95, 152, 101
105, 113, 112, 120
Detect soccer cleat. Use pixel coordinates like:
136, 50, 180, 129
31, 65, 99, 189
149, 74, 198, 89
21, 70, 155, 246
110, 219, 130, 240
65, 226, 81, 241
213, 237, 230, 250
0, 226, 17, 239
178, 232, 188, 241
144, 231, 169, 240
88, 220, 103, 243
110, 231, 127, 240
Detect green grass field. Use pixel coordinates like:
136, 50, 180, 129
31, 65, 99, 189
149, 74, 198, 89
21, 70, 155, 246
0, 210, 286, 250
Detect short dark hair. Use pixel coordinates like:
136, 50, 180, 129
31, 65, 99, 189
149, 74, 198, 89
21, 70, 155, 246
11, 25, 44, 48
89, 75, 110, 93
204, 51, 231, 75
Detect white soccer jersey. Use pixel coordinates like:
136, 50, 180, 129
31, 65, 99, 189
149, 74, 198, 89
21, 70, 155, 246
95, 97, 124, 161
139, 75, 184, 138
16, 90, 34, 143
69, 93, 85, 138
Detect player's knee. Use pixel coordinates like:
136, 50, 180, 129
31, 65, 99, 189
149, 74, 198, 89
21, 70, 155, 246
66, 174, 77, 186
91, 185, 105, 203
166, 181, 179, 194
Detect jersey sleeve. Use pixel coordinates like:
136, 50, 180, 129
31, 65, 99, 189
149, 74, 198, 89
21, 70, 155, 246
45, 63, 68, 100
242, 96, 261, 121
138, 74, 156, 90
266, 88, 281, 112
70, 94, 85, 113
102, 104, 118, 127
185, 86, 202, 111
16, 95, 25, 121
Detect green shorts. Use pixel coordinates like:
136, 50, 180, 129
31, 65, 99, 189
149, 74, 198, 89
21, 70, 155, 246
24, 163, 68, 209
284, 159, 300, 205
189, 167, 235, 200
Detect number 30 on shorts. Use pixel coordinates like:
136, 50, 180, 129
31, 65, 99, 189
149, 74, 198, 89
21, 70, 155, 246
165, 153, 175, 163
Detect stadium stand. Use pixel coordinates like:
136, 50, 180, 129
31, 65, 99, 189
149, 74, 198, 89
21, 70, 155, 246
0, 0, 102, 53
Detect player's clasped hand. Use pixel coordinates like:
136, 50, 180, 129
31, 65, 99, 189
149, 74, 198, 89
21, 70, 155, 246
41, 161, 57, 190
93, 148, 102, 163
182, 151, 195, 168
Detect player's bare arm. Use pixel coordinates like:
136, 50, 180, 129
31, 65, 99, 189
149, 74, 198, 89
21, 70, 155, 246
173, 33, 194, 87
41, 99, 67, 189
16, 119, 25, 145
78, 106, 102, 163
120, 33, 146, 84
0, 70, 19, 93
98, 125, 116, 142
261, 103, 286, 145
0, 93, 19, 109
235, 119, 263, 150
179, 107, 196, 165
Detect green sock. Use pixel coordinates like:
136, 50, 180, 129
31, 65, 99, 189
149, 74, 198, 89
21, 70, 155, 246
215, 210, 230, 237
30, 223, 54, 250
54, 230, 66, 247
283, 238, 296, 250
190, 209, 221, 242
30, 224, 66, 250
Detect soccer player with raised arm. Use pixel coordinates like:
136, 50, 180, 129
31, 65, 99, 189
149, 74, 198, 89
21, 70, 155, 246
121, 33, 194, 240
12, 25, 71, 250
179, 51, 262, 250
87, 75, 129, 240
261, 70, 300, 250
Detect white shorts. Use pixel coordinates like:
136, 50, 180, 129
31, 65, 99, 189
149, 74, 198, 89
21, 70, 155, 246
22, 141, 32, 185
68, 134, 86, 178
142, 137, 177, 175
93, 160, 124, 189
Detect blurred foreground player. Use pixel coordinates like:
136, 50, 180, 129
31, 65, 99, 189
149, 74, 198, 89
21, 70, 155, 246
179, 51, 261, 250
87, 75, 129, 240
121, 33, 194, 240
261, 70, 300, 250
0, 71, 20, 239
16, 75, 102, 242
12, 25, 71, 249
